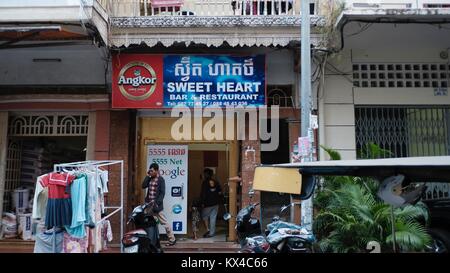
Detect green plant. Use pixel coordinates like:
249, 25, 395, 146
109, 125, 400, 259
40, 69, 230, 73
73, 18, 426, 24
358, 142, 393, 159
313, 146, 431, 252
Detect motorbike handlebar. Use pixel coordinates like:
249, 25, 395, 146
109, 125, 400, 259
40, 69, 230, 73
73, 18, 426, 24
280, 202, 301, 214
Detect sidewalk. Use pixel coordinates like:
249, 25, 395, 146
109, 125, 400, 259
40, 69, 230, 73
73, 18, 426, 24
0, 237, 240, 253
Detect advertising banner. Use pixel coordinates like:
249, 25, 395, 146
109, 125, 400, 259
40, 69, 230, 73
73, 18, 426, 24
112, 54, 164, 108
147, 145, 188, 234
163, 55, 265, 107
112, 54, 265, 108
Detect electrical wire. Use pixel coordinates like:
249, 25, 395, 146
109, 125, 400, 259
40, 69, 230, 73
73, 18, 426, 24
345, 23, 373, 37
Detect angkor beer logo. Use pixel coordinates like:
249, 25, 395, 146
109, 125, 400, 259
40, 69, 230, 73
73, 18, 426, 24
117, 61, 157, 101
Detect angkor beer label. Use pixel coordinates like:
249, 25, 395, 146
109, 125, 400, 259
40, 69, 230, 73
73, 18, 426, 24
117, 61, 157, 101
112, 54, 163, 108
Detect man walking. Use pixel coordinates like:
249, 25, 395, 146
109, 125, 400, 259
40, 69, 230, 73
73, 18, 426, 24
142, 163, 177, 246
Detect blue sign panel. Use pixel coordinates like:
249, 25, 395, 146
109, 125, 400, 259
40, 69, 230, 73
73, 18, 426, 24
173, 221, 183, 231
172, 204, 182, 214
171, 186, 182, 197
163, 55, 266, 107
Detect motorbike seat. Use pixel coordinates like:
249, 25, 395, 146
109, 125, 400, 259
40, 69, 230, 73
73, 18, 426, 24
125, 229, 147, 236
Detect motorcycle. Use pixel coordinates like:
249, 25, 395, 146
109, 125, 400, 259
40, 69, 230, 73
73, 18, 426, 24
121, 202, 163, 253
235, 201, 315, 253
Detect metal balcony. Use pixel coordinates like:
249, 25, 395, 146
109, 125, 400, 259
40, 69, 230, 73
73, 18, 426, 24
109, 0, 317, 17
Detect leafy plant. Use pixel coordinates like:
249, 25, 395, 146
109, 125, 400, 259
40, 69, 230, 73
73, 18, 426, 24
313, 145, 431, 252
358, 142, 393, 159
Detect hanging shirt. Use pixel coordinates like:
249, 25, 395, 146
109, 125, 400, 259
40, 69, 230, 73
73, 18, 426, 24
65, 173, 88, 238
40, 172, 76, 229
32, 175, 48, 220
85, 171, 97, 227
99, 169, 109, 193
96, 171, 106, 214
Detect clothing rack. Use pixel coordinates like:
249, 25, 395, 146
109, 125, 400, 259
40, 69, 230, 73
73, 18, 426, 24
53, 160, 124, 253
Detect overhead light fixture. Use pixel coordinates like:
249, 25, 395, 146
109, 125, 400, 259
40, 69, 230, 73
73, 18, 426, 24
32, 58, 62, 62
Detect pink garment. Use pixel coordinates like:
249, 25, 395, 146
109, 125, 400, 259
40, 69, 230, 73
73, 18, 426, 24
62, 232, 87, 253
151, 0, 183, 8
101, 220, 113, 250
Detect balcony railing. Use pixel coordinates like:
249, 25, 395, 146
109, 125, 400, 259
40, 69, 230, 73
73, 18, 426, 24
110, 0, 316, 17
422, 182, 450, 201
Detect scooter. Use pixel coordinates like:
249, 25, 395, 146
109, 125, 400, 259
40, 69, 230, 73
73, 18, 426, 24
235, 201, 271, 253
121, 202, 163, 253
265, 202, 316, 253
234, 201, 315, 253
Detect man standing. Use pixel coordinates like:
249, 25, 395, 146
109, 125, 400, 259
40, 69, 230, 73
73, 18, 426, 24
142, 163, 177, 246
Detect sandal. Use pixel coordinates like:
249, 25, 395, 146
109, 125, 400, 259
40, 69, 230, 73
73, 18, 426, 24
165, 240, 176, 246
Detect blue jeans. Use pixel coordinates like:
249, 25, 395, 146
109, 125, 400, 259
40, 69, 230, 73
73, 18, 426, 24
202, 205, 218, 236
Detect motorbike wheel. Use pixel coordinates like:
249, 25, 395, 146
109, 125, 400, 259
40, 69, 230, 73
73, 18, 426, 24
427, 228, 450, 253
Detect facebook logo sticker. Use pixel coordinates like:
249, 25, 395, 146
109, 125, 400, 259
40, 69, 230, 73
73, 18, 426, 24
171, 186, 182, 197
173, 221, 182, 231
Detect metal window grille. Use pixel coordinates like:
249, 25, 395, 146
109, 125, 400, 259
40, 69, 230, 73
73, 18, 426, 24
8, 113, 89, 137
4, 140, 22, 212
352, 63, 449, 88
355, 106, 450, 158
355, 106, 450, 201
267, 85, 294, 107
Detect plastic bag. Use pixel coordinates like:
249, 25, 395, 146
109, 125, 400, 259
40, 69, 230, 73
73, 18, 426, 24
1, 213, 18, 239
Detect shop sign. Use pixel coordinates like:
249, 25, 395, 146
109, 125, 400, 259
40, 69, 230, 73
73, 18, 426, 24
112, 54, 164, 108
164, 55, 265, 107
112, 54, 266, 108
147, 145, 188, 234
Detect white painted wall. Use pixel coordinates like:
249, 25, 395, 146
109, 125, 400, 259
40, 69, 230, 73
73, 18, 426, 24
0, 0, 94, 22
0, 44, 107, 85
320, 21, 450, 160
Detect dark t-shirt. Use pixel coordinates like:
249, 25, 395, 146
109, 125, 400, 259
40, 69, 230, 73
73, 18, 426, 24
201, 180, 223, 207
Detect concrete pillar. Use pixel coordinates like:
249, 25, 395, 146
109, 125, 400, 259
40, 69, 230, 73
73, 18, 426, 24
241, 139, 261, 216
86, 111, 96, 160
94, 110, 110, 160
227, 140, 239, 242
0, 112, 9, 218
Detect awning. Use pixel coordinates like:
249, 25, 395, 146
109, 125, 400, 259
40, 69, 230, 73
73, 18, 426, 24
274, 156, 450, 182
111, 15, 326, 48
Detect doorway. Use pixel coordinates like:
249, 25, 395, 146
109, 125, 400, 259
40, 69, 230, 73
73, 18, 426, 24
186, 143, 229, 242
4, 136, 86, 215
260, 118, 291, 227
